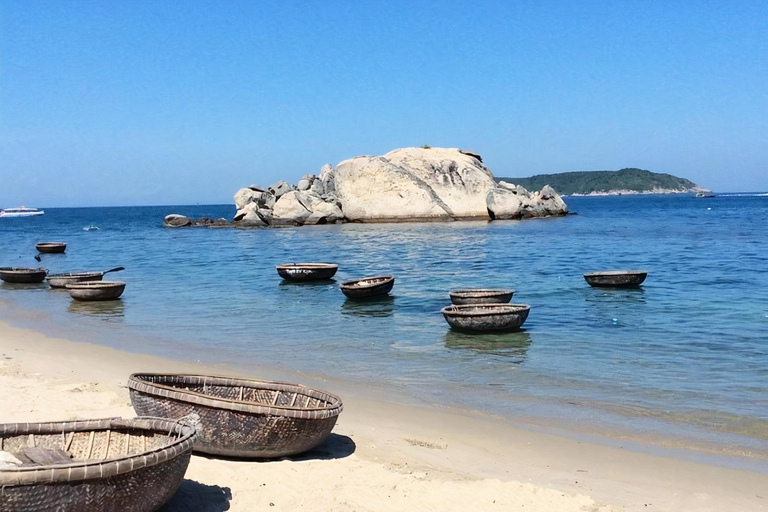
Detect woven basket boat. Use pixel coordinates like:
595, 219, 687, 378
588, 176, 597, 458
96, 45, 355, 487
441, 303, 531, 332
583, 270, 647, 287
35, 242, 67, 254
276, 263, 338, 281
128, 374, 343, 458
48, 272, 103, 288
340, 275, 395, 299
449, 289, 514, 305
48, 267, 124, 289
0, 417, 196, 512
66, 281, 126, 301
0, 267, 48, 284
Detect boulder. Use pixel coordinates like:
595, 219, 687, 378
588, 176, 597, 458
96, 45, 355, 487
303, 194, 344, 225
486, 183, 568, 219
272, 191, 313, 225
329, 147, 496, 222
486, 188, 523, 220
233, 202, 270, 227
164, 214, 192, 227
268, 180, 293, 200
309, 177, 326, 196
318, 163, 335, 195
296, 173, 316, 192
234, 187, 275, 210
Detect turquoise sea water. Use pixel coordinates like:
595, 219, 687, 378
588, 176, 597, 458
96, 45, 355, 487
1, 194, 767, 463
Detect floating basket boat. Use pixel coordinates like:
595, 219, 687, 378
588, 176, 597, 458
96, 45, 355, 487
48, 272, 103, 288
0, 417, 196, 512
340, 275, 395, 299
66, 281, 126, 301
583, 270, 647, 287
0, 267, 48, 284
35, 242, 67, 254
276, 263, 338, 281
449, 289, 515, 305
441, 303, 531, 332
128, 374, 343, 458
48, 267, 124, 289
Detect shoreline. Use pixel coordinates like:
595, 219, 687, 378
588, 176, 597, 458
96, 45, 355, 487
2, 295, 767, 474
1, 320, 767, 510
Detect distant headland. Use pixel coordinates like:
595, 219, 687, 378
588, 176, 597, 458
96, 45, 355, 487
496, 168, 704, 196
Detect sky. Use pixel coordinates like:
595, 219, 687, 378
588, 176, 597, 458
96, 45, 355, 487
1, 0, 766, 207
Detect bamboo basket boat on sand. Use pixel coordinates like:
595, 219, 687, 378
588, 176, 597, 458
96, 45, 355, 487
0, 417, 196, 512
129, 373, 343, 458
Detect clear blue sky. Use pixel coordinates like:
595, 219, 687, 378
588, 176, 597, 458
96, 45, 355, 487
1, 1, 766, 206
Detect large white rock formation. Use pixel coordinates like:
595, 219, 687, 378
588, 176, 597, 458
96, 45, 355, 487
230, 147, 568, 227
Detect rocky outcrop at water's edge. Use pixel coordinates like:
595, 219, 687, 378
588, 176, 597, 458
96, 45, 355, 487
165, 148, 568, 228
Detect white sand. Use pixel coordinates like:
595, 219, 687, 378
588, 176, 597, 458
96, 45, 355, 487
0, 320, 765, 511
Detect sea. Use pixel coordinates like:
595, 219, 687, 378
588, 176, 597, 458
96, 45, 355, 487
1, 193, 767, 469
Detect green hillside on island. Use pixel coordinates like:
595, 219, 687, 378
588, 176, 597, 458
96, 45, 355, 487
496, 168, 700, 196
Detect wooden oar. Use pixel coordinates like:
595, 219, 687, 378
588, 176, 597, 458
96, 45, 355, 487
100, 267, 125, 276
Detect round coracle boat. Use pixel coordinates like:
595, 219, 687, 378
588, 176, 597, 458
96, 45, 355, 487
340, 275, 395, 299
48, 272, 103, 288
128, 373, 344, 458
48, 267, 124, 289
276, 263, 338, 281
66, 281, 125, 301
0, 267, 48, 284
583, 270, 647, 287
35, 242, 67, 254
441, 303, 531, 332
0, 417, 196, 512
449, 288, 515, 305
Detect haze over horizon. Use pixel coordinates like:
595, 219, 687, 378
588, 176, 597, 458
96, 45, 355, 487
1, 1, 766, 207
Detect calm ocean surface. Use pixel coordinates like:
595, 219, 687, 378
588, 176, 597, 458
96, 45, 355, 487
1, 194, 767, 462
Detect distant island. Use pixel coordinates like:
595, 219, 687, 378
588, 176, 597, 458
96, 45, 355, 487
496, 168, 703, 196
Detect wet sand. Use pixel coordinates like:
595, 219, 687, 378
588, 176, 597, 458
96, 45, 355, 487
0, 320, 766, 511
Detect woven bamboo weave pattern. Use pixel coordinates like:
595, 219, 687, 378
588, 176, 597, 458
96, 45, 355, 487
0, 417, 196, 512
128, 374, 343, 458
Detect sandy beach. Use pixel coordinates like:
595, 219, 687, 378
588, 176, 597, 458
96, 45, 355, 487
0, 320, 764, 511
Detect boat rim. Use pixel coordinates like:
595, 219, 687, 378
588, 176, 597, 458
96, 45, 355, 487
128, 373, 343, 416
65, 280, 125, 289
341, 275, 394, 288
0, 267, 48, 273
0, 417, 195, 485
449, 288, 515, 297
276, 263, 338, 270
441, 304, 531, 317
583, 270, 648, 277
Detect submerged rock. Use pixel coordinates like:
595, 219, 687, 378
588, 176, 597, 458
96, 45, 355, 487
164, 214, 234, 228
163, 214, 192, 227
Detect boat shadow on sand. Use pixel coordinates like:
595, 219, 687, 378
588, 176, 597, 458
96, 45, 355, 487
160, 434, 356, 511
444, 330, 532, 361
160, 480, 232, 512
192, 433, 356, 464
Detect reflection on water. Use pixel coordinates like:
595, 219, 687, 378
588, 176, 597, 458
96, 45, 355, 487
585, 286, 646, 304
67, 299, 125, 322
341, 295, 396, 318
278, 279, 337, 287
444, 329, 531, 361
0, 282, 48, 291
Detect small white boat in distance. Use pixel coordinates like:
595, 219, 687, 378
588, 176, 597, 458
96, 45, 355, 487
0, 206, 44, 217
